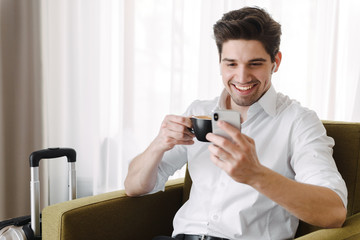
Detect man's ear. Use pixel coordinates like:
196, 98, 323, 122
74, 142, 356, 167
273, 51, 282, 73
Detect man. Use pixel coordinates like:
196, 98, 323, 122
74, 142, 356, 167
125, 7, 347, 240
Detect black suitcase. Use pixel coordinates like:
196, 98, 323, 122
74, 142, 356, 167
0, 148, 77, 240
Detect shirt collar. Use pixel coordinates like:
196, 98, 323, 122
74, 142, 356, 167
214, 85, 277, 117
215, 89, 229, 110
257, 85, 277, 117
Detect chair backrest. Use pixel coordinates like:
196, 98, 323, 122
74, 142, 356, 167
182, 121, 360, 236
322, 121, 360, 217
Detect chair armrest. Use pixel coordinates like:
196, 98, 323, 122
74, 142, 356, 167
295, 212, 360, 240
42, 178, 185, 240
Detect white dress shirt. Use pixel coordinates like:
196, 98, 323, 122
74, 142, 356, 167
151, 85, 347, 240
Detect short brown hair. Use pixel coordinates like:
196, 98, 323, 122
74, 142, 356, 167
213, 7, 281, 62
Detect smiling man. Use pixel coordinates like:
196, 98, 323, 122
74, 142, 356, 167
125, 7, 347, 240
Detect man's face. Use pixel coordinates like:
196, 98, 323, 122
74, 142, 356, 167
220, 39, 277, 109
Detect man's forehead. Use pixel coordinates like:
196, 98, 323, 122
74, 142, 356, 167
221, 39, 270, 62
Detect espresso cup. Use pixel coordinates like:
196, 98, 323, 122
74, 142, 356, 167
190, 116, 212, 142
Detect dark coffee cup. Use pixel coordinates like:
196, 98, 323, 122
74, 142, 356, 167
190, 116, 212, 142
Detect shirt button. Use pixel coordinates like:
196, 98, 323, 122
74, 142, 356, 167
212, 214, 219, 221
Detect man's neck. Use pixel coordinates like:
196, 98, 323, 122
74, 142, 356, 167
226, 96, 249, 123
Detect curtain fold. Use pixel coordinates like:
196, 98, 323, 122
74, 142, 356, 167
41, 0, 103, 201
0, 0, 43, 220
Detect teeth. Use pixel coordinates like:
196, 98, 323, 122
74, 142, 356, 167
234, 85, 253, 91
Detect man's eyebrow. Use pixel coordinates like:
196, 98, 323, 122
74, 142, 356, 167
249, 58, 267, 62
222, 58, 236, 62
221, 58, 268, 62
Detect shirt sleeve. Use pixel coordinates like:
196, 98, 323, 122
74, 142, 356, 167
290, 110, 348, 208
149, 144, 188, 193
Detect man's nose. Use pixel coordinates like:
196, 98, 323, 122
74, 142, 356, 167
234, 66, 251, 83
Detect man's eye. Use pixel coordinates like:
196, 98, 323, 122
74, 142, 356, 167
227, 63, 237, 67
250, 62, 263, 66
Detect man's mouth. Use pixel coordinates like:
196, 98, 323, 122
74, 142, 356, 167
233, 83, 257, 92
234, 84, 254, 91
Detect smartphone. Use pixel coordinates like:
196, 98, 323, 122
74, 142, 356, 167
212, 110, 241, 140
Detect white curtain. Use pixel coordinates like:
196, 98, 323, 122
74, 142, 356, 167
40, 0, 360, 203
41, 0, 125, 202
273, 0, 360, 121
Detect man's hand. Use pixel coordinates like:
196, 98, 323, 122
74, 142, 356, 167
206, 120, 264, 185
154, 115, 195, 152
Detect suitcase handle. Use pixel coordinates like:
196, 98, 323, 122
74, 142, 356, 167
29, 147, 76, 167
29, 147, 76, 237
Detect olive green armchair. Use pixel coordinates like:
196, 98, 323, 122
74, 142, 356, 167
42, 121, 360, 240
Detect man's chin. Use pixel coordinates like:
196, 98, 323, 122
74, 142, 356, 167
231, 96, 258, 107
